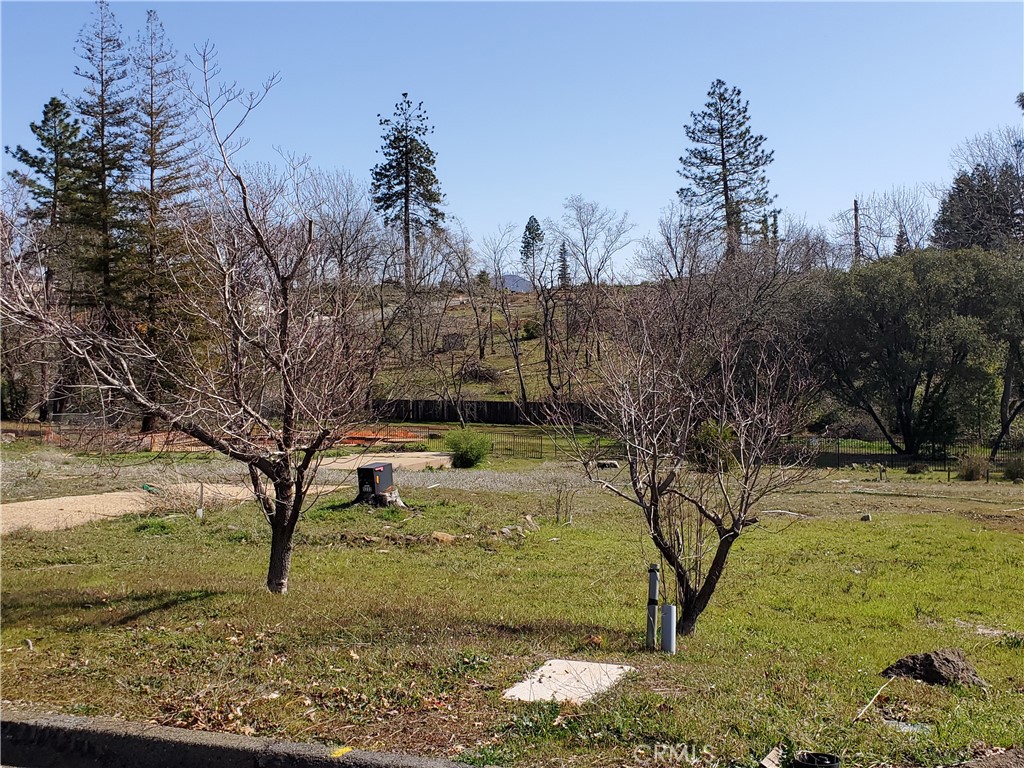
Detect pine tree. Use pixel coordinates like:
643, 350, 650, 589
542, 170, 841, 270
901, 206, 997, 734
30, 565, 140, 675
557, 241, 572, 288
72, 0, 136, 328
520, 215, 544, 280
5, 97, 88, 421
5, 97, 85, 229
132, 9, 195, 432
678, 79, 775, 259
894, 224, 910, 256
933, 163, 1023, 252
370, 93, 445, 293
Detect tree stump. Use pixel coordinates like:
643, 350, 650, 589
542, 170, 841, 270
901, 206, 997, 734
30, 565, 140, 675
355, 487, 407, 508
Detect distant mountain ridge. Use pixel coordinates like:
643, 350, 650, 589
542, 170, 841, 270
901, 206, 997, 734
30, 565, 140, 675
498, 274, 531, 292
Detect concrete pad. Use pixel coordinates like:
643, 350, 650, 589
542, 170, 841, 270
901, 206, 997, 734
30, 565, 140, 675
502, 658, 634, 704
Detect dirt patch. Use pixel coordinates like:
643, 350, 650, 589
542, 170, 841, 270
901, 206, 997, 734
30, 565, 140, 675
0, 483, 250, 534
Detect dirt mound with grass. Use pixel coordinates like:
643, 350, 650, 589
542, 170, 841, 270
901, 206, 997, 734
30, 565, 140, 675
882, 648, 987, 687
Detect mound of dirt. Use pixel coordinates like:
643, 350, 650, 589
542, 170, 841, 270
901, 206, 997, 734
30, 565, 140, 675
963, 748, 1024, 768
882, 647, 986, 687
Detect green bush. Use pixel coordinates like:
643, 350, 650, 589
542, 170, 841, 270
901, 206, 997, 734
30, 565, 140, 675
401, 442, 428, 452
444, 429, 491, 468
957, 455, 988, 481
1003, 458, 1024, 482
688, 420, 737, 473
521, 319, 541, 341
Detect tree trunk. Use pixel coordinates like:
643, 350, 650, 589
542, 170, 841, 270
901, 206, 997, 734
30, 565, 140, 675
676, 607, 699, 637
266, 524, 294, 594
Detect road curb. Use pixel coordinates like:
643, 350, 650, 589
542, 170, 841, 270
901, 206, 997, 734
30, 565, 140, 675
1, 708, 465, 768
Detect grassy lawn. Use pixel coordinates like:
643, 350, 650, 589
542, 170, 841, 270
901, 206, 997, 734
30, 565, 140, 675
2, 456, 1022, 766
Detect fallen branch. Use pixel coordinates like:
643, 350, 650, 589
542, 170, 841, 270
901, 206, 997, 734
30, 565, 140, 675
854, 676, 894, 722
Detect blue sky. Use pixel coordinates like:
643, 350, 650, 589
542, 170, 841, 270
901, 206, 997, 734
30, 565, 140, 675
3, 1, 1022, 257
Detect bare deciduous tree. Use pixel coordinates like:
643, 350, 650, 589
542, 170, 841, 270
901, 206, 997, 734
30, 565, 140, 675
555, 247, 814, 636
550, 195, 633, 367
831, 185, 933, 262
2, 47, 389, 594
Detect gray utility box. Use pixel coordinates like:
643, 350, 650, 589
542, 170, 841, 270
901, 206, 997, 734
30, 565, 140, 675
357, 463, 394, 496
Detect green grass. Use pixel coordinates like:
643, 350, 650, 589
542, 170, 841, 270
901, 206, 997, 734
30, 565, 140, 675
2, 471, 1022, 766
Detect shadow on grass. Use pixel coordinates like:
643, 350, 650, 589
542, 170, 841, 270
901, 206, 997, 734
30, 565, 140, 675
1, 587, 222, 631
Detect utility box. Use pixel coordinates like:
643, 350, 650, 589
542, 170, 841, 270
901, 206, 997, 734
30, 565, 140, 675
357, 463, 394, 496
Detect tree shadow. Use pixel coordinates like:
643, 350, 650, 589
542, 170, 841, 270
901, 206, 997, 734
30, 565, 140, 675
2, 587, 223, 631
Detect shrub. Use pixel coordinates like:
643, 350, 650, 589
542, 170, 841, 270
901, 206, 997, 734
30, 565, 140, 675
1003, 458, 1024, 482
957, 455, 988, 481
906, 462, 929, 475
444, 429, 491, 468
401, 441, 428, 452
521, 319, 541, 341
688, 420, 737, 473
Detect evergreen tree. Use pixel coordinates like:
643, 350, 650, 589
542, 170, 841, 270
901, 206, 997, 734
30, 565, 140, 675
933, 163, 1023, 252
132, 9, 195, 432
5, 97, 88, 421
370, 93, 445, 292
557, 241, 572, 288
5, 97, 85, 228
520, 215, 544, 280
678, 79, 775, 259
894, 223, 910, 255
72, 0, 136, 328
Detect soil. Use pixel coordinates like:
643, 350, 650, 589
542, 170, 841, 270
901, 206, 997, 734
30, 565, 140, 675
0, 483, 250, 534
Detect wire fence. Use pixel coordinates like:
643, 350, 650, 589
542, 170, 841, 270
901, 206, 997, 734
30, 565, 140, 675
796, 437, 1024, 470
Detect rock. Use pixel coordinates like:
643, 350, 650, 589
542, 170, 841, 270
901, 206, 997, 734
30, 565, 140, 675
1014, 478, 1023, 485
596, 459, 620, 469
430, 531, 456, 544
1, 432, 16, 443
881, 647, 987, 687
860, 513, 872, 522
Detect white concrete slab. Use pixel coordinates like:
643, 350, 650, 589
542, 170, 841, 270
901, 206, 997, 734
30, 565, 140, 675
502, 658, 634, 704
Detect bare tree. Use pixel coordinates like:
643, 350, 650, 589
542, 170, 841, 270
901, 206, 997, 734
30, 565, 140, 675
484, 224, 532, 408
554, 247, 814, 636
831, 185, 934, 262
550, 195, 633, 367
2, 47, 388, 594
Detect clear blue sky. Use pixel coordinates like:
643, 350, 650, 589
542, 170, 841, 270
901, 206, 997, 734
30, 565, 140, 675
3, 1, 1022, 258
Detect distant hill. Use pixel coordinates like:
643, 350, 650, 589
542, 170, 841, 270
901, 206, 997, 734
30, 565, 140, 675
498, 274, 531, 293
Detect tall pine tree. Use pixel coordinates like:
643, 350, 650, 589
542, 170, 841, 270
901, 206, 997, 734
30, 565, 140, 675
678, 79, 775, 259
4, 97, 87, 421
557, 241, 572, 288
520, 215, 544, 281
132, 9, 196, 431
72, 0, 136, 329
5, 97, 85, 230
370, 93, 445, 293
